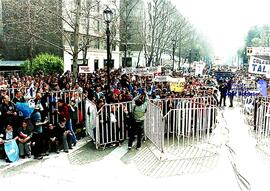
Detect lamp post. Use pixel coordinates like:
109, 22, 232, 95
103, 6, 113, 96
172, 39, 176, 71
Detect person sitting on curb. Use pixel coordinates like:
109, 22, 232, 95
17, 120, 33, 159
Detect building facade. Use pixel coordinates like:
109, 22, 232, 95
62, 0, 121, 72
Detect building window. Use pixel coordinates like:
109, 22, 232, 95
112, 44, 116, 51
71, 59, 88, 65
94, 38, 100, 49
94, 59, 99, 71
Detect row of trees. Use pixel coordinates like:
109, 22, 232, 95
238, 24, 270, 64
0, 0, 213, 74
119, 0, 213, 67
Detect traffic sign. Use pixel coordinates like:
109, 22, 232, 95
247, 47, 270, 56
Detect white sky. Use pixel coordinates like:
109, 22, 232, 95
171, 0, 270, 61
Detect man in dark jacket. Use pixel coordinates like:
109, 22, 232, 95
219, 82, 228, 107
227, 78, 234, 107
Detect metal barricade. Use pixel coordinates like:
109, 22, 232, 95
144, 97, 218, 157
5, 87, 33, 101
43, 90, 84, 125
255, 101, 270, 145
85, 99, 98, 141
163, 103, 217, 152
94, 101, 133, 149
5, 89, 85, 126
150, 96, 218, 117
144, 101, 165, 152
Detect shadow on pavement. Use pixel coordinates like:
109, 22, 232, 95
67, 141, 116, 165
121, 141, 220, 178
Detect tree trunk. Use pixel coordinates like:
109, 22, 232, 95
123, 43, 127, 68
136, 47, 142, 68
72, 0, 81, 81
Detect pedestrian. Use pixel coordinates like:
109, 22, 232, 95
227, 78, 234, 107
219, 81, 228, 107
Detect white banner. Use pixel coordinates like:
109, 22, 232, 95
195, 62, 205, 76
248, 56, 270, 75
247, 47, 270, 56
122, 67, 159, 76
79, 66, 93, 73
154, 76, 171, 82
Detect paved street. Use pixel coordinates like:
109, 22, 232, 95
1, 106, 270, 191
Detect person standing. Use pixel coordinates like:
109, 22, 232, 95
227, 78, 234, 107
128, 93, 148, 150
219, 82, 228, 107
0, 95, 19, 131
30, 105, 48, 160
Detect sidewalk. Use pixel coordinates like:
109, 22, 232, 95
2, 105, 269, 191
0, 136, 91, 173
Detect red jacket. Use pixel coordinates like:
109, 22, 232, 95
59, 104, 70, 121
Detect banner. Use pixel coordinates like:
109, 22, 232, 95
257, 79, 267, 97
170, 78, 185, 92
248, 56, 270, 75
195, 62, 205, 76
122, 67, 160, 76
4, 139, 19, 162
154, 76, 171, 82
85, 99, 97, 141
79, 66, 93, 73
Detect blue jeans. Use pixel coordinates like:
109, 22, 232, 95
66, 119, 77, 144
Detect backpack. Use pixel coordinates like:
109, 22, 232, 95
124, 106, 136, 128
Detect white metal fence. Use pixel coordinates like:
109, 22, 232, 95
93, 101, 134, 149
254, 101, 270, 144
4, 88, 85, 124
144, 101, 165, 152
144, 97, 218, 155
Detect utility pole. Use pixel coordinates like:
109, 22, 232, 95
72, 0, 82, 81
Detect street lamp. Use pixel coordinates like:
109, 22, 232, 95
103, 6, 113, 96
172, 39, 176, 71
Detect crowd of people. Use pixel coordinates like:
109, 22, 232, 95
0, 67, 269, 163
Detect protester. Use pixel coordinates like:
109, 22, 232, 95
57, 99, 77, 147
57, 118, 72, 153
127, 92, 148, 150
0, 123, 18, 162
30, 105, 49, 160
44, 123, 60, 154
17, 120, 33, 158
